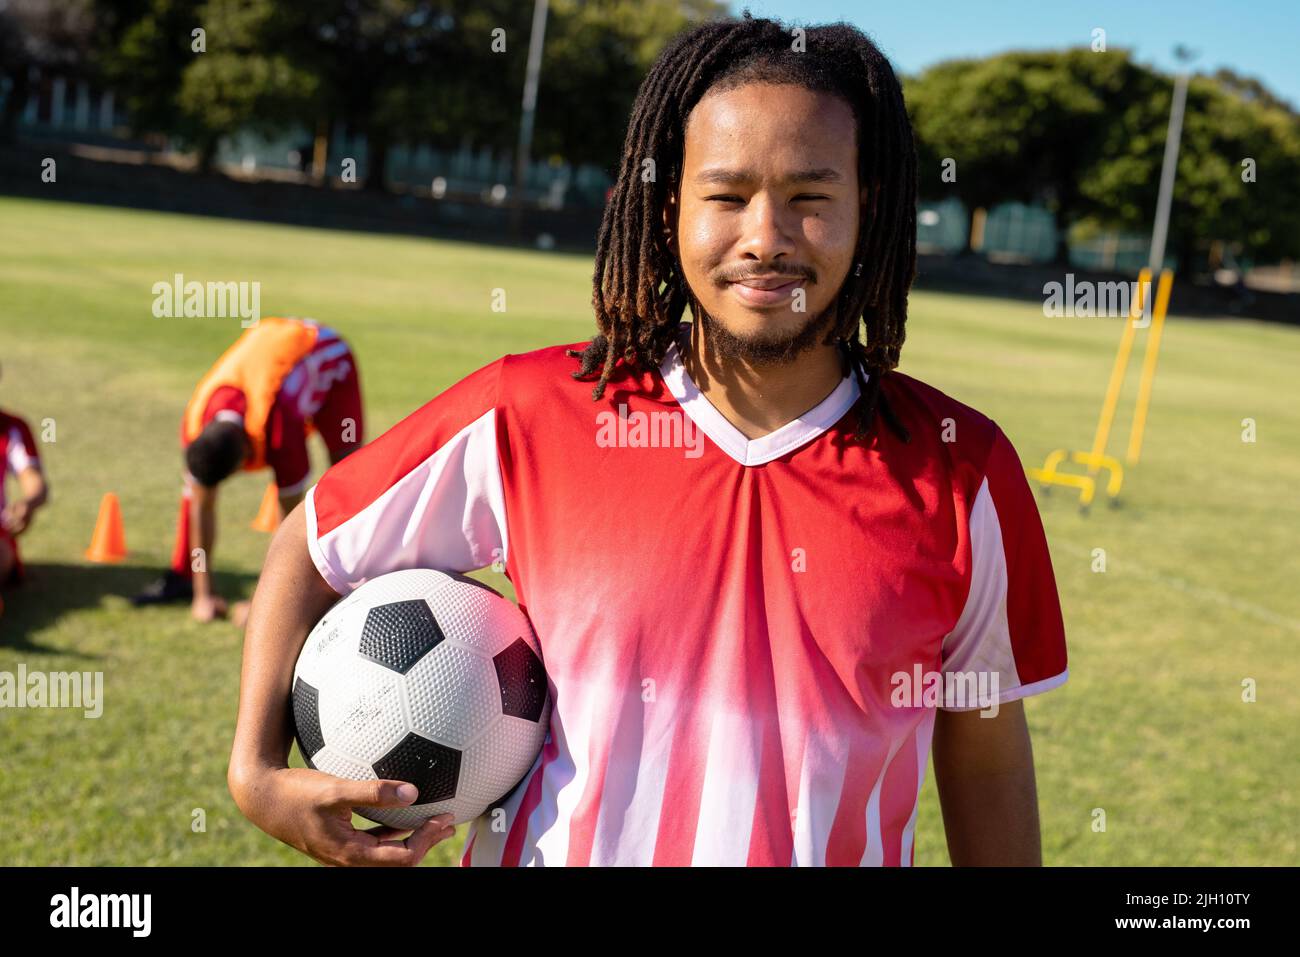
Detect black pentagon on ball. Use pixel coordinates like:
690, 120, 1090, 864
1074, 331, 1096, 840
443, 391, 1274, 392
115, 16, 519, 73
373, 732, 461, 804
292, 677, 326, 760
358, 599, 446, 674
494, 637, 547, 722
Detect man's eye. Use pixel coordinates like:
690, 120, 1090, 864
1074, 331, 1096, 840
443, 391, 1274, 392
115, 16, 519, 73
705, 195, 829, 204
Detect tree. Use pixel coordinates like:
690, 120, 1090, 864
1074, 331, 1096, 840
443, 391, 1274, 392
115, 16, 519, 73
272, 0, 484, 192
1081, 73, 1300, 271
906, 48, 1300, 270
71, 0, 725, 192
92, 0, 208, 152
174, 0, 316, 172
906, 49, 1161, 263
532, 0, 728, 173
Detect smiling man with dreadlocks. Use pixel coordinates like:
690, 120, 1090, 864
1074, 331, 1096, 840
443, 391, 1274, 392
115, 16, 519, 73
229, 14, 1068, 867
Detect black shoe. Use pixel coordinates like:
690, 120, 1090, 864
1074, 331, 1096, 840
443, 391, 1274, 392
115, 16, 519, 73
131, 570, 194, 606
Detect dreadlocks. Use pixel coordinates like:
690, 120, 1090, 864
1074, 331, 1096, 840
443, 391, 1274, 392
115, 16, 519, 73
567, 11, 917, 443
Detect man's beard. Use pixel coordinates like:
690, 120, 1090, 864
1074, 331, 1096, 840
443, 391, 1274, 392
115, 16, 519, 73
693, 295, 841, 365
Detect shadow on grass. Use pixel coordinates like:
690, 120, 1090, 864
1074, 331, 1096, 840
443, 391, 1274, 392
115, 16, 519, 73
1, 562, 259, 652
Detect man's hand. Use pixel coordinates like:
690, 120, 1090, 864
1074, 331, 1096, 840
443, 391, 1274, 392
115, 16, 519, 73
1, 500, 33, 535
192, 594, 229, 622
229, 766, 456, 867
3, 467, 47, 536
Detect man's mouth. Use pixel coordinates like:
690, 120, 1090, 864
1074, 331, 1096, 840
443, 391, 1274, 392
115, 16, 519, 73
728, 275, 805, 306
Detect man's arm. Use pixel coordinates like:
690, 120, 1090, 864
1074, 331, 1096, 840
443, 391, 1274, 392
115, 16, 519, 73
229, 358, 507, 861
930, 427, 1068, 865
229, 488, 303, 630
931, 699, 1042, 866
227, 502, 454, 865
229, 502, 336, 773
0, 466, 48, 535
190, 481, 226, 620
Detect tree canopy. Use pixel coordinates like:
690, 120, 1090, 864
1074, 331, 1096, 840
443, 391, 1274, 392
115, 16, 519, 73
5, 3, 1297, 266
906, 48, 1300, 266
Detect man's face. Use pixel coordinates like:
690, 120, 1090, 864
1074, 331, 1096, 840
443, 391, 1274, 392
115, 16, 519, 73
669, 82, 866, 364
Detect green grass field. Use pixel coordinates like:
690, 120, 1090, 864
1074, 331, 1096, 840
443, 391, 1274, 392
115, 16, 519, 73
0, 195, 1296, 866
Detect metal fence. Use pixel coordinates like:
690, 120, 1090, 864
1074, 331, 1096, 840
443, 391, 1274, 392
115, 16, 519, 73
3, 68, 614, 209
919, 196, 1157, 272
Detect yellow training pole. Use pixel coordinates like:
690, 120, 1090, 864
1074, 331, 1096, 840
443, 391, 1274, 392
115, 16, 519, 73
1126, 269, 1173, 465
1087, 268, 1150, 474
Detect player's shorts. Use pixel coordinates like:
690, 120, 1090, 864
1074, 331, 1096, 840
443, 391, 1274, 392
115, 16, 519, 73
0, 527, 23, 586
308, 352, 364, 461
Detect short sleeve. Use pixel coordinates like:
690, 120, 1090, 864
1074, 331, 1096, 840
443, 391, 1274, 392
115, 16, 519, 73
304, 357, 509, 595
205, 386, 248, 423
6, 418, 41, 476
939, 425, 1068, 710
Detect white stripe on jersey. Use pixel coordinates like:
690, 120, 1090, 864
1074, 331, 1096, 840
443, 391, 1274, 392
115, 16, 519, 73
306, 408, 507, 594
6, 426, 35, 475
790, 727, 848, 866
589, 681, 679, 866
861, 732, 907, 866
282, 330, 352, 419
522, 677, 599, 866
462, 745, 543, 866
940, 478, 1020, 698
691, 707, 762, 865
899, 708, 936, 866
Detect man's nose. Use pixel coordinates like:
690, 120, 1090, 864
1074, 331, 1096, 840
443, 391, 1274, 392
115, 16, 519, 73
735, 192, 798, 261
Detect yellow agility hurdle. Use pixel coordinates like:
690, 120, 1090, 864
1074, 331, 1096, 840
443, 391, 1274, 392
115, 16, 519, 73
1027, 268, 1173, 511
1127, 269, 1174, 466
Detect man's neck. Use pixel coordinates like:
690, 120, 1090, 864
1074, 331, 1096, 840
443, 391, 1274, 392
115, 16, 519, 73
681, 320, 846, 440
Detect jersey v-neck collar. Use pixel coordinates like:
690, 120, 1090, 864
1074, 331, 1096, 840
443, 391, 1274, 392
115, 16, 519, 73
656, 322, 864, 467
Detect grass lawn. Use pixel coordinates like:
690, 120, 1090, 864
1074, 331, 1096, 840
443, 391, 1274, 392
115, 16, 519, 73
0, 196, 1295, 866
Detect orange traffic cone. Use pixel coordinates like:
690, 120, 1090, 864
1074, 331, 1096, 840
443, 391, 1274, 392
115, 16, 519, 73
85, 492, 127, 563
251, 483, 281, 533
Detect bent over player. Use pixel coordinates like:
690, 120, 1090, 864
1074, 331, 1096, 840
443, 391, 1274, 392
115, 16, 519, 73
228, 16, 1067, 866
133, 316, 364, 623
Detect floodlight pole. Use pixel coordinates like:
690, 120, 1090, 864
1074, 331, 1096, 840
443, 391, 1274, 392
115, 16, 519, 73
1148, 52, 1194, 274
511, 0, 550, 239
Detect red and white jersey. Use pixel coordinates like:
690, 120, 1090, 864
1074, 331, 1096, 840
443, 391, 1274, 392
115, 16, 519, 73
1, 410, 42, 515
194, 324, 354, 493
305, 321, 1068, 867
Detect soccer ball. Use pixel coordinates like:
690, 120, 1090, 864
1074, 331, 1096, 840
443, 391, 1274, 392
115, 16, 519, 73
291, 568, 550, 830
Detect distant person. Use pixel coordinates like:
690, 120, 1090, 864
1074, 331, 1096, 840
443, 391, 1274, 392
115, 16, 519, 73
0, 400, 49, 598
132, 317, 364, 623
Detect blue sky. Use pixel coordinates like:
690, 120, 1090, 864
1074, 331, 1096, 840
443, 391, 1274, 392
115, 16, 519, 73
737, 0, 1300, 109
